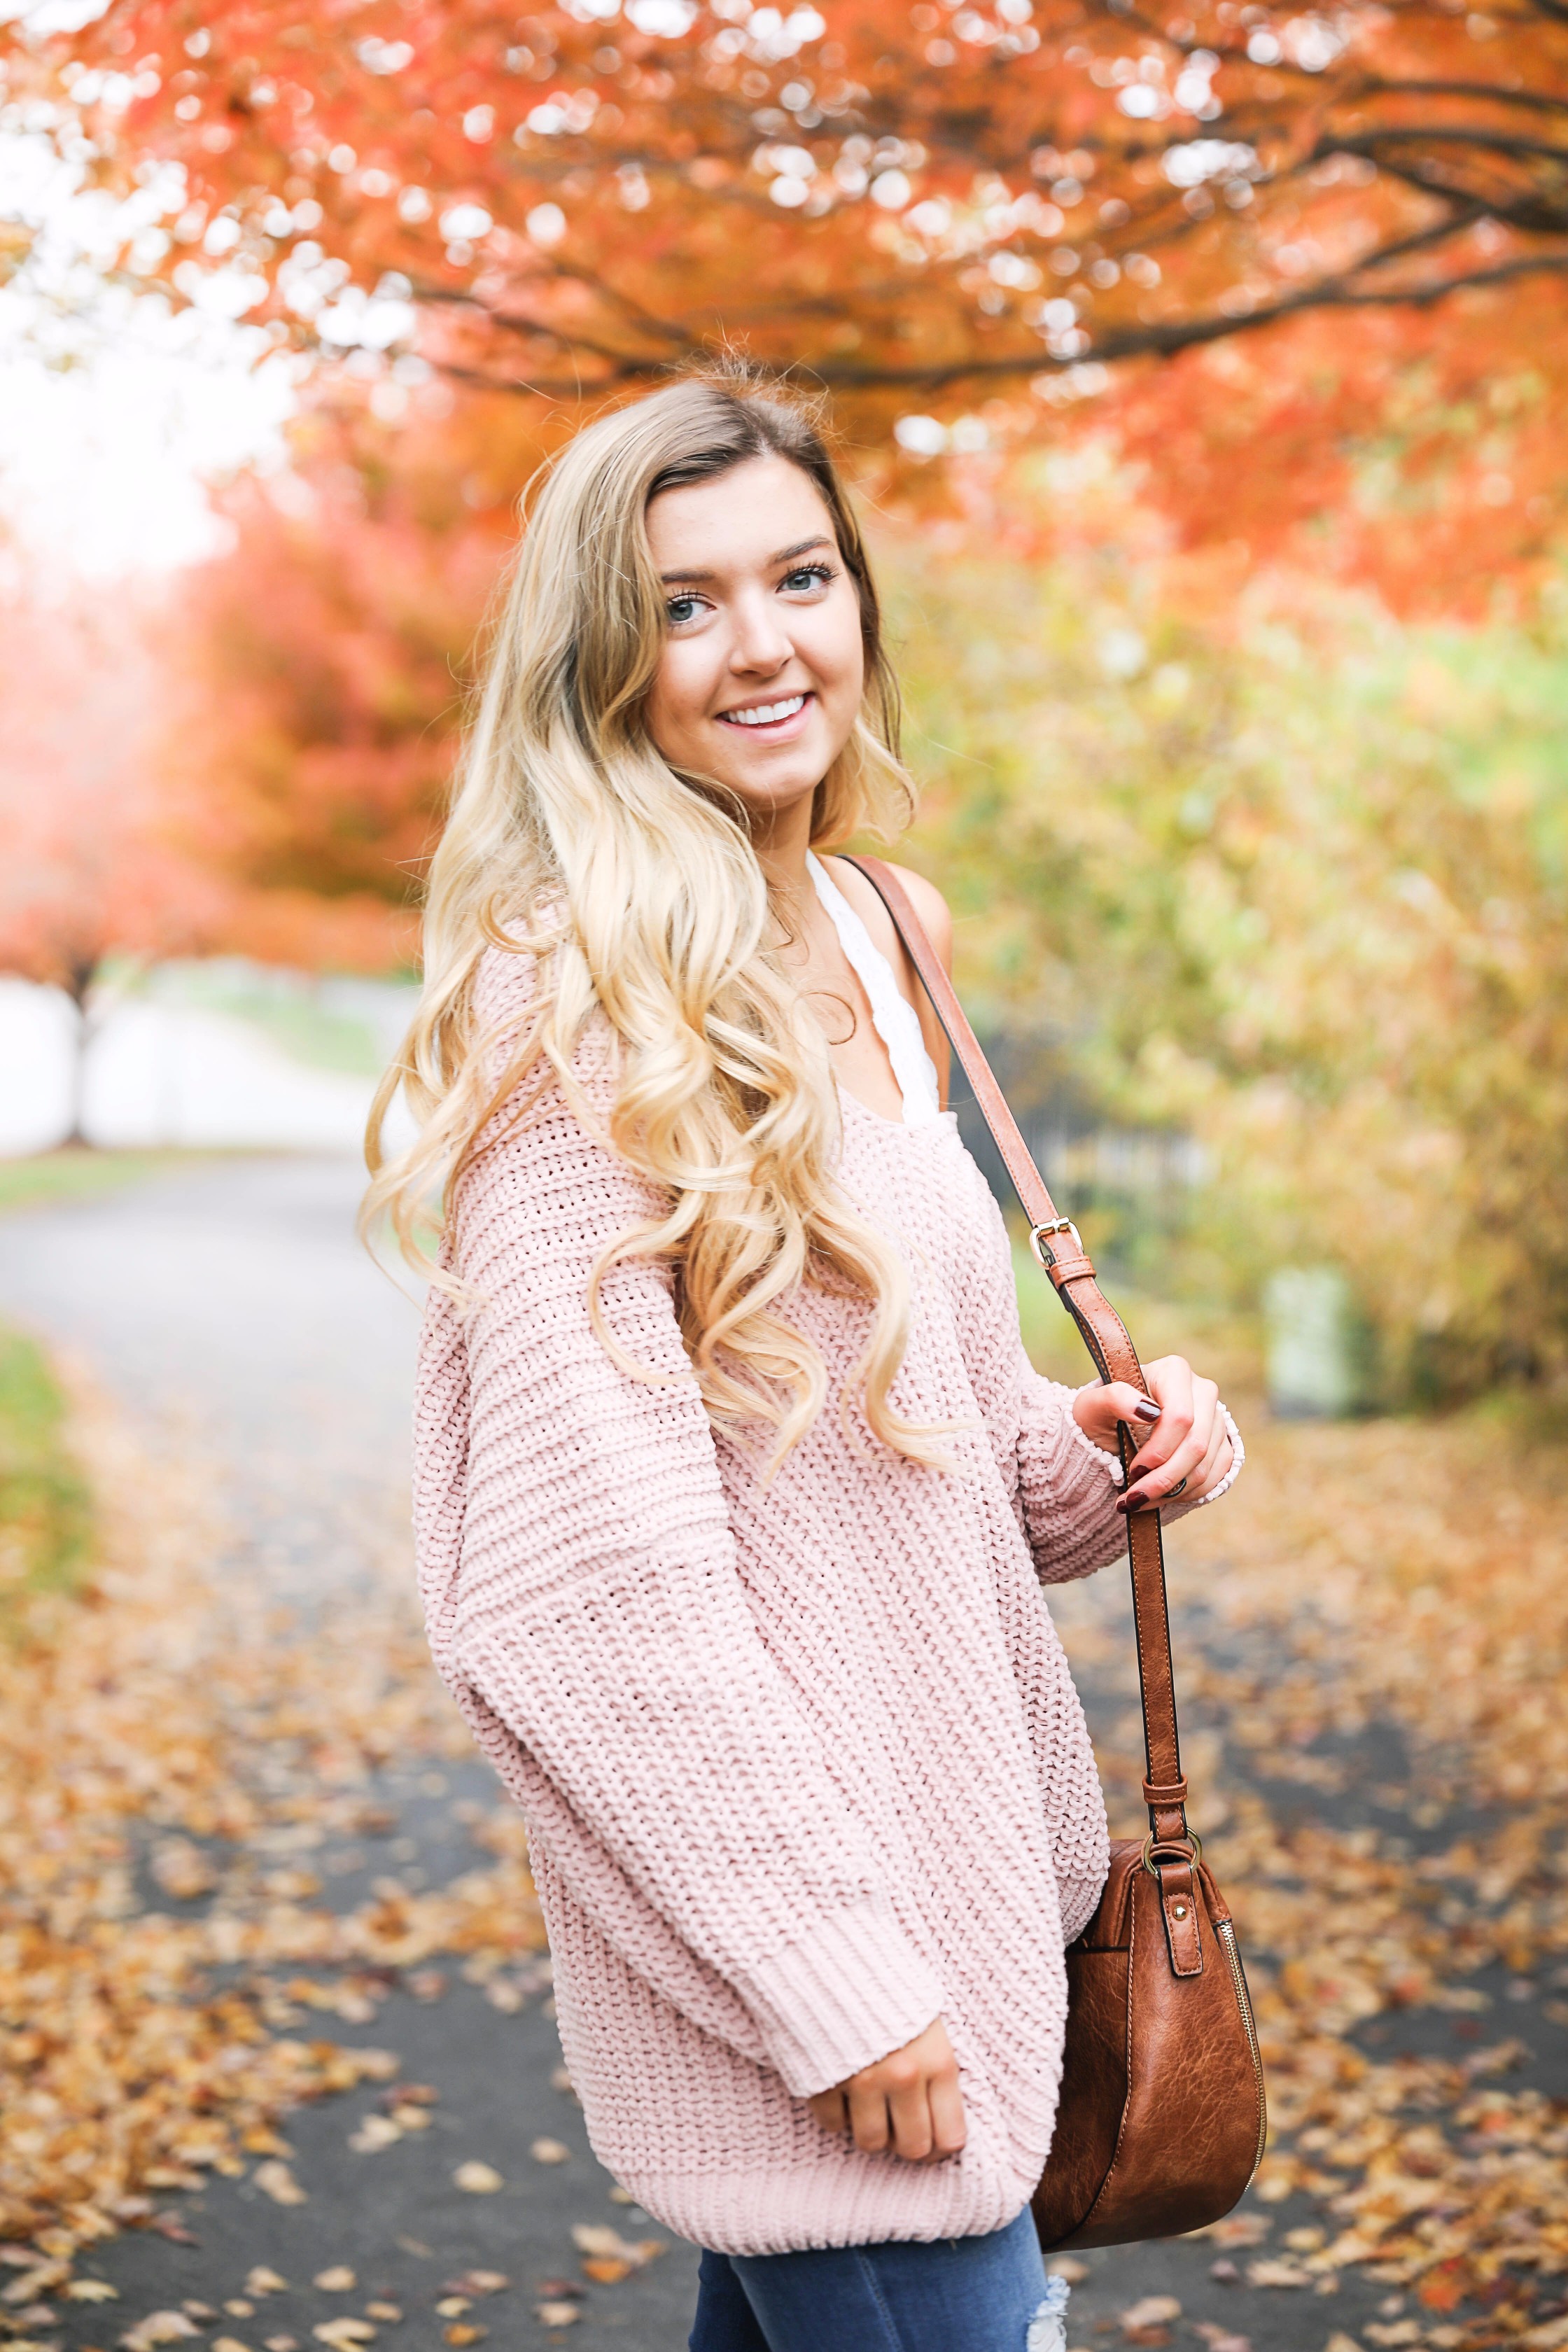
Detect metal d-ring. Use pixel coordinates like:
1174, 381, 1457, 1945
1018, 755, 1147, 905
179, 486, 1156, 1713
1142, 1830, 1203, 1877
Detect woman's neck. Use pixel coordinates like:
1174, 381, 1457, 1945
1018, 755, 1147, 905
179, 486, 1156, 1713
750, 788, 818, 909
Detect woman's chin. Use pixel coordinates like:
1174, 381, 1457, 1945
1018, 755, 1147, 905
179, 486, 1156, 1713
708, 734, 843, 812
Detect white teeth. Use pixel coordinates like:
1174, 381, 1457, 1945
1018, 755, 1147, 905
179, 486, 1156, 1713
722, 694, 806, 727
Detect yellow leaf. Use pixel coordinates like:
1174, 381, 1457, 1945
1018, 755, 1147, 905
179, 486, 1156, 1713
253, 2162, 307, 2206
453, 2162, 503, 2194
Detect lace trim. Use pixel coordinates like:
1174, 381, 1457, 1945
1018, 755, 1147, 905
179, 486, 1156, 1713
806, 854, 942, 1129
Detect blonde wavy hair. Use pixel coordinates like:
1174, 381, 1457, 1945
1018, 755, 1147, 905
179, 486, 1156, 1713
364, 369, 942, 1471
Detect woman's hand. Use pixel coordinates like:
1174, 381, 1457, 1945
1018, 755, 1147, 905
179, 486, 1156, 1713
805, 2017, 967, 2164
1071, 1355, 1233, 1516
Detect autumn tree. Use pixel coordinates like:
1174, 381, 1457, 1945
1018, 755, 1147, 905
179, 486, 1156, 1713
7, 0, 1566, 598
0, 594, 222, 1142
155, 424, 515, 975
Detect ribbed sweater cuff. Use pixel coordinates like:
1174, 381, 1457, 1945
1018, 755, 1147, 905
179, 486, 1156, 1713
733, 1900, 945, 2099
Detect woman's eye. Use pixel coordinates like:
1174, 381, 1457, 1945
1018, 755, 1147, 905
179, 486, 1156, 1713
666, 595, 703, 626
782, 564, 833, 593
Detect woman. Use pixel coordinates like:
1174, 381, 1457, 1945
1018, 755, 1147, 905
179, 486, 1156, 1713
367, 370, 1241, 2352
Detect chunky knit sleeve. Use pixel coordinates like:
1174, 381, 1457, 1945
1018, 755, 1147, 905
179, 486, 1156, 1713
1013, 1366, 1127, 1584
420, 958, 944, 2101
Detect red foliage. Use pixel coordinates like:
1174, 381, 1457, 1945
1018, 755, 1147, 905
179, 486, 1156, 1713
11, 0, 1565, 606
0, 594, 218, 1003
155, 407, 535, 972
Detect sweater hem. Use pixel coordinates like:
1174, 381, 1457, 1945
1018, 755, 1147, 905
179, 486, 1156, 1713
610, 2156, 1037, 2257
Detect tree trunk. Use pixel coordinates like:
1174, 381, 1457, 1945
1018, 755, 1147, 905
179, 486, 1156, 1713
59, 958, 99, 1149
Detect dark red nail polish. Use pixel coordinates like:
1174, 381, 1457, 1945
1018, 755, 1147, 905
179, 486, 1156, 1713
1133, 1399, 1162, 1422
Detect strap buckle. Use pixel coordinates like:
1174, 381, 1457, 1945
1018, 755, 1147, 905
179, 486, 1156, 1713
1028, 1217, 1083, 1270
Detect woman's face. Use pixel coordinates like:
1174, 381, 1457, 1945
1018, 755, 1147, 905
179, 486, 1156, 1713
642, 453, 866, 822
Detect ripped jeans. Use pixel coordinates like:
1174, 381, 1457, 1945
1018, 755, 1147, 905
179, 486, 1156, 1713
688, 2205, 1068, 2352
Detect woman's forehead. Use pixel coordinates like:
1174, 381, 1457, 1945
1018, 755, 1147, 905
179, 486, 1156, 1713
645, 454, 836, 580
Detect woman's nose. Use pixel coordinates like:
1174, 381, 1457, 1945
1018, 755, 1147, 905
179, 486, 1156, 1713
728, 590, 792, 674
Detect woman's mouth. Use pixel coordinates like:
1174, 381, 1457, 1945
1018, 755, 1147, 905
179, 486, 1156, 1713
714, 691, 813, 740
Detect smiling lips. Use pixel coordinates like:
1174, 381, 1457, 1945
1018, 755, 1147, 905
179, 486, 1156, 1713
716, 691, 811, 729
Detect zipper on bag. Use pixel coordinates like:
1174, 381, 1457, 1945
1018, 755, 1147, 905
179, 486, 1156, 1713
1216, 1919, 1268, 2176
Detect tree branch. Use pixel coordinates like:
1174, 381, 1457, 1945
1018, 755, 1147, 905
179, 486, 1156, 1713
433, 246, 1568, 400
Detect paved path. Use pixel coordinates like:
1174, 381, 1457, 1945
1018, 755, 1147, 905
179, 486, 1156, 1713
4, 1155, 1541, 2352
0, 1156, 702, 2351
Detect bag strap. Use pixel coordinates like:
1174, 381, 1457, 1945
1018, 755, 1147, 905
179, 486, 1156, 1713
845, 857, 1200, 1891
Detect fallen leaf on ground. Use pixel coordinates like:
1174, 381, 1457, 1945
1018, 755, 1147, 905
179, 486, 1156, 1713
347, 2118, 402, 2155
1247, 2262, 1314, 2290
433, 2301, 470, 2319
67, 2283, 119, 2302
440, 2278, 507, 2301
528, 2140, 570, 2166
1193, 2330, 1252, 2352
533, 2307, 579, 2331
1047, 2258, 1089, 2285
443, 2327, 486, 2346
312, 2323, 376, 2351
213, 2337, 252, 2352
312, 2272, 355, 2294
121, 2314, 202, 2351
568, 2227, 665, 2271
1119, 2301, 1182, 2334
1194, 2217, 1270, 2248
253, 2163, 306, 2207
362, 2309, 400, 2325
244, 2276, 286, 2302
452, 2164, 503, 2194
223, 2303, 253, 2318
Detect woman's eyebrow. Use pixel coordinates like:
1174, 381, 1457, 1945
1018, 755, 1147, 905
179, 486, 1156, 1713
658, 535, 834, 585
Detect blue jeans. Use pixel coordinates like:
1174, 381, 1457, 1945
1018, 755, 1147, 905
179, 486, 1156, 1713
688, 2205, 1060, 2351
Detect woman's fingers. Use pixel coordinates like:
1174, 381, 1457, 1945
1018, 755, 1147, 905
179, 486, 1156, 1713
808, 2018, 967, 2162
846, 2075, 892, 2154
1076, 1358, 1236, 1513
1070, 1378, 1161, 1453
883, 2059, 934, 2162
1100, 1380, 1161, 1429
806, 2086, 847, 2134
926, 2062, 968, 2160
1121, 1370, 1220, 1511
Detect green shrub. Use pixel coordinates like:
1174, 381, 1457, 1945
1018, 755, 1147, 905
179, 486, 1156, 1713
890, 543, 1568, 1401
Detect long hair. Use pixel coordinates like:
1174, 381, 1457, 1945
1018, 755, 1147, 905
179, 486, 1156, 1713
363, 367, 942, 1470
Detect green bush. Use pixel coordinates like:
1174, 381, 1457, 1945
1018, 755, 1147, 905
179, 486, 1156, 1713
889, 543, 1568, 1401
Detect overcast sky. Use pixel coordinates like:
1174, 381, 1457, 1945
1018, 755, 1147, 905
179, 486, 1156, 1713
0, 123, 300, 583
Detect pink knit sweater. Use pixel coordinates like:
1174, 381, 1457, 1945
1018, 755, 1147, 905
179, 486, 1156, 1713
413, 946, 1213, 2255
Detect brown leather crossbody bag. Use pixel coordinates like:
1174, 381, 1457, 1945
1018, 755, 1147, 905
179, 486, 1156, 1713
848, 855, 1268, 2250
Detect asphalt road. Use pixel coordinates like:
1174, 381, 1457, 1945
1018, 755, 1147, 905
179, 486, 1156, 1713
0, 1157, 702, 2351
2, 1154, 1549, 2352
